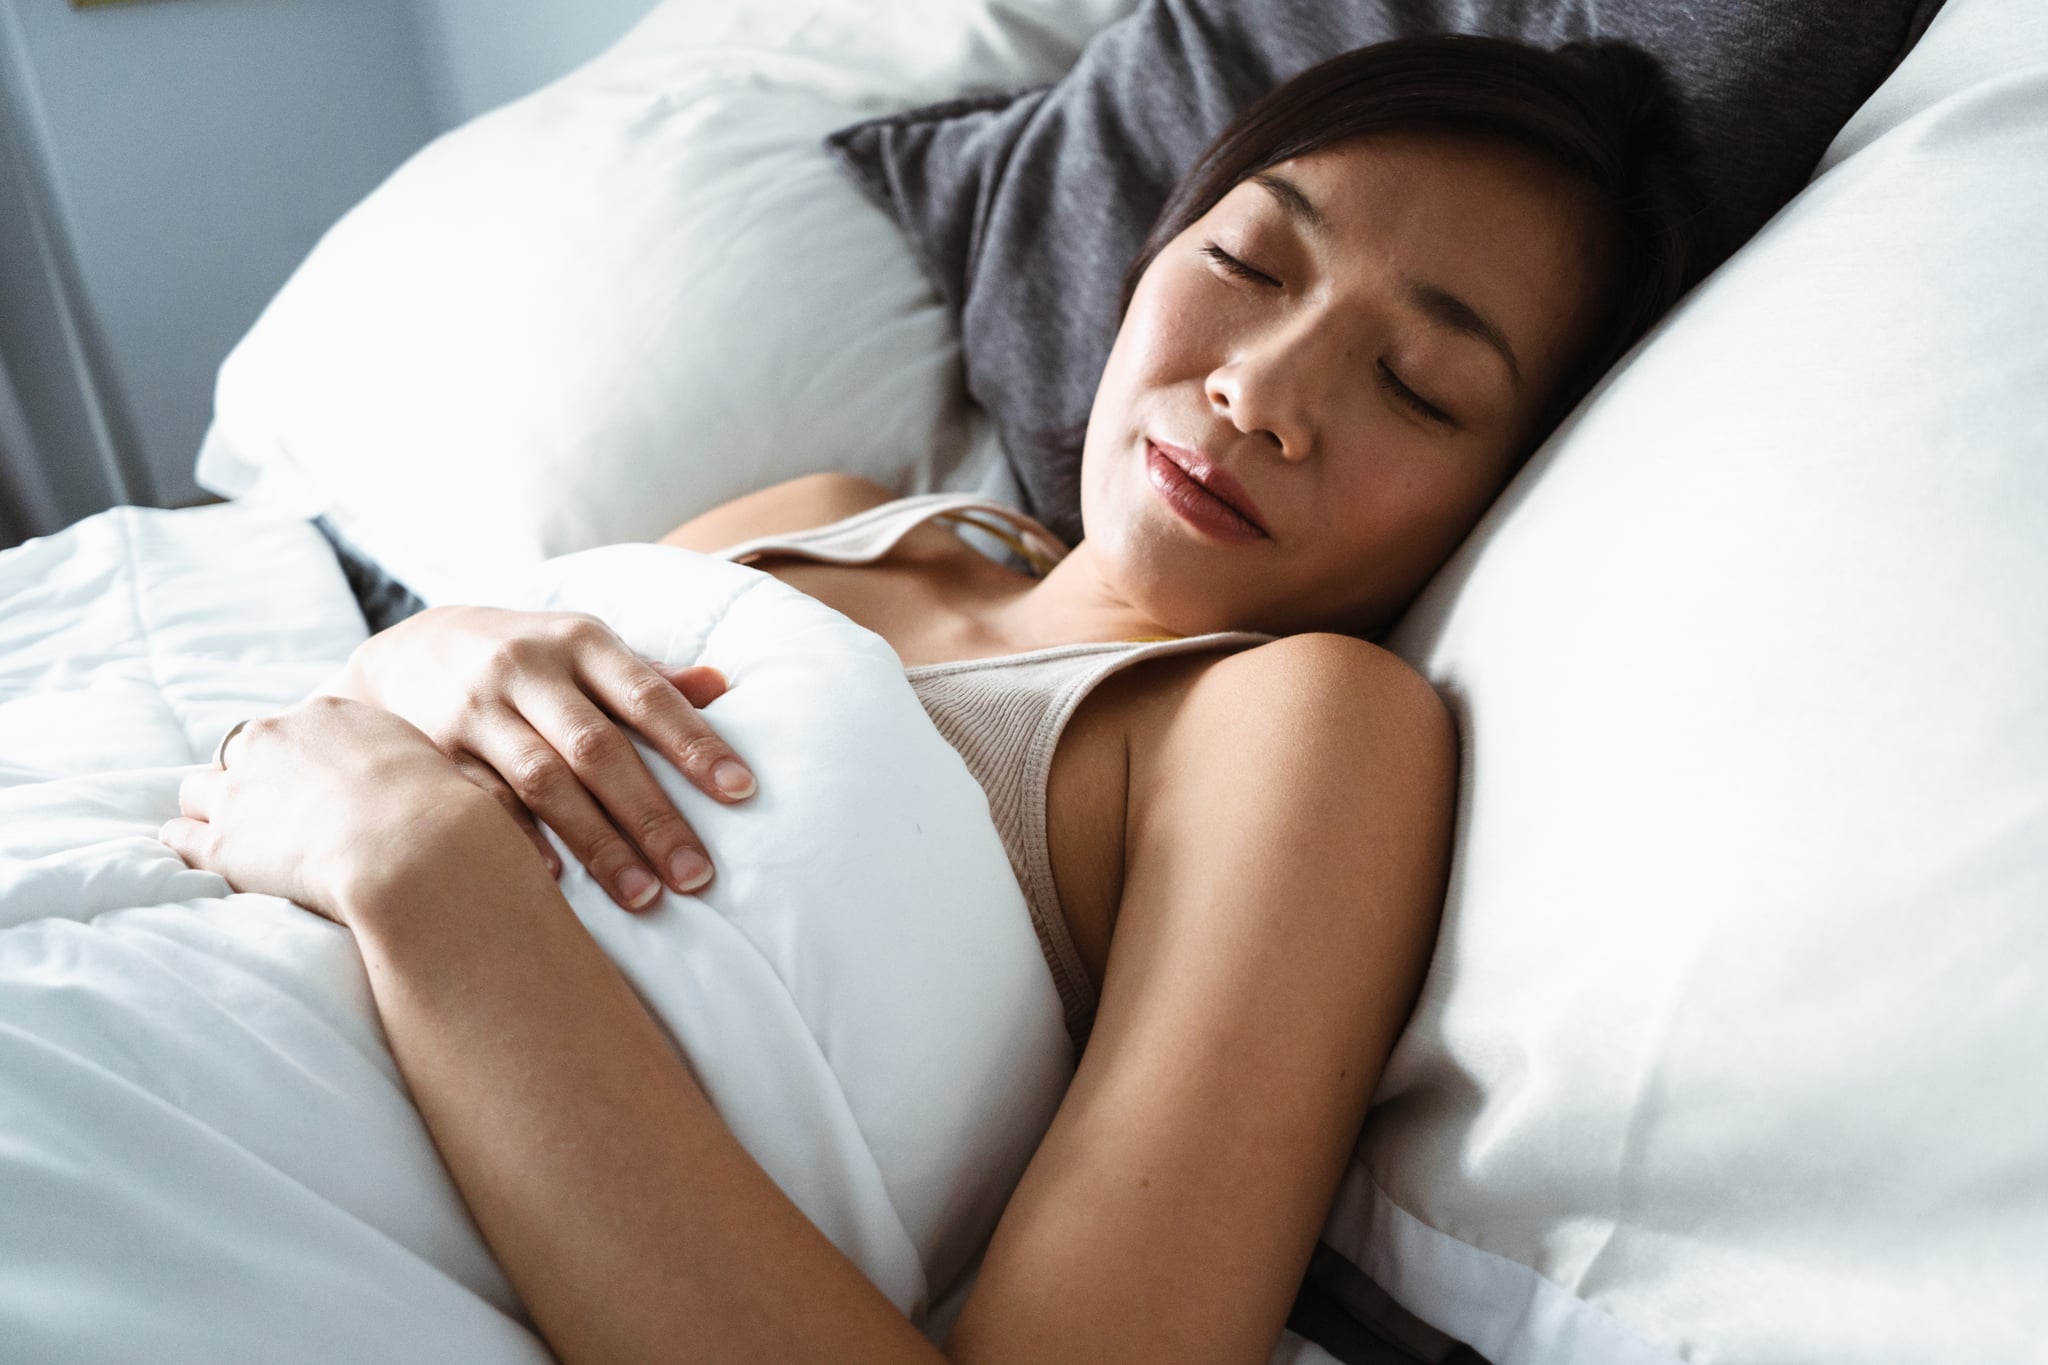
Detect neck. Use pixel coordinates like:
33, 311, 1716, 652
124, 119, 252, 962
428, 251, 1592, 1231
978, 541, 1175, 653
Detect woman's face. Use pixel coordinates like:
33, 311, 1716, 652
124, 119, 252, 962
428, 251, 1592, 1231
1078, 130, 1608, 637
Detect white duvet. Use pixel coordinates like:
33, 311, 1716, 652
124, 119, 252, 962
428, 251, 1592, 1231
0, 502, 1074, 1361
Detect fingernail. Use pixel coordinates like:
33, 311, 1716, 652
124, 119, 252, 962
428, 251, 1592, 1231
668, 848, 712, 893
617, 867, 661, 909
712, 760, 756, 799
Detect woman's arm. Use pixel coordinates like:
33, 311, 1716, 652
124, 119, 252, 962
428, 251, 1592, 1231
339, 797, 950, 1365
329, 605, 749, 910
322, 471, 898, 911
947, 631, 1457, 1362
165, 697, 946, 1365
169, 623, 1454, 1364
356, 631, 1455, 1365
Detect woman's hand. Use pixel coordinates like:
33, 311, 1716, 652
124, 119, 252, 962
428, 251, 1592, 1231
160, 696, 516, 929
333, 606, 755, 912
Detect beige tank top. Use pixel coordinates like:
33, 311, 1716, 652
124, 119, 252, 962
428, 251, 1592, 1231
712, 493, 1271, 1051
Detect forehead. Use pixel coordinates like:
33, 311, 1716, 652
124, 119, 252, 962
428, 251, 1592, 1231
1245, 131, 1596, 251
1221, 133, 1605, 376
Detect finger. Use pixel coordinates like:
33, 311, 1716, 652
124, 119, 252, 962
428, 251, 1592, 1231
513, 688, 719, 901
178, 767, 223, 820
584, 653, 757, 805
662, 664, 728, 709
476, 705, 683, 911
158, 815, 214, 870
451, 752, 561, 879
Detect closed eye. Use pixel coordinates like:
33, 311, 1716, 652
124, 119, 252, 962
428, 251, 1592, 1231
1203, 239, 1455, 427
1377, 361, 1456, 427
1200, 242, 1278, 287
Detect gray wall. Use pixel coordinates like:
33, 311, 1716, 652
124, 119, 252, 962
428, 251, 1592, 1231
414, 0, 660, 128
0, 0, 659, 547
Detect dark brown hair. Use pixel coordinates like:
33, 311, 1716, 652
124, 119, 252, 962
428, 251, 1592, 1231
1120, 33, 1708, 450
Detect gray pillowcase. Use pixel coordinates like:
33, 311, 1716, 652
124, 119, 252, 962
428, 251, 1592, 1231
825, 0, 1946, 545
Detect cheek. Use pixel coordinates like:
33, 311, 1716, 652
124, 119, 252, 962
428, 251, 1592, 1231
1114, 263, 1220, 387
1083, 269, 1209, 505
1316, 456, 1503, 587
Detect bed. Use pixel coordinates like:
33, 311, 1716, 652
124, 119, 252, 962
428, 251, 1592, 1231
3, 0, 2044, 1361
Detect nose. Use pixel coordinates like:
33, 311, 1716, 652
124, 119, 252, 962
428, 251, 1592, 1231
1203, 325, 1322, 463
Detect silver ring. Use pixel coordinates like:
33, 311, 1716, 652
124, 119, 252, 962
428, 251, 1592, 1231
212, 718, 254, 770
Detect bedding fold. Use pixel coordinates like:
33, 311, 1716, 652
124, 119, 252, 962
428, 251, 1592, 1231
0, 503, 1072, 1361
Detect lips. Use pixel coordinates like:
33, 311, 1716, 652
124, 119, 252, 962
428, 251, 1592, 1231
1146, 438, 1270, 537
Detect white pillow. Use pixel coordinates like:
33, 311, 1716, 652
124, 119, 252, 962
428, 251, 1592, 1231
198, 0, 1139, 606
1318, 0, 2048, 1360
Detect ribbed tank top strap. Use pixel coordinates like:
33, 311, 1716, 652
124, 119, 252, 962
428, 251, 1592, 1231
710, 493, 1069, 575
906, 629, 1271, 1051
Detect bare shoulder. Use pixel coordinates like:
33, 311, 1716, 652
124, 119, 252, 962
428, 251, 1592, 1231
655, 472, 898, 553
1121, 629, 1460, 945
1210, 629, 1448, 722
1130, 630, 1456, 802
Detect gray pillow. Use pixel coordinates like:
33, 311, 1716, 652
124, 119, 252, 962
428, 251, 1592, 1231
825, 0, 1946, 545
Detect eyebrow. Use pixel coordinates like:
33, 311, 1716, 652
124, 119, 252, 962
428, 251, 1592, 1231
1250, 171, 1525, 393
1250, 171, 1329, 237
1403, 280, 1524, 393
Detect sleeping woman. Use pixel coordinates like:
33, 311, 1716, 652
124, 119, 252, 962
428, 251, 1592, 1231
160, 33, 1702, 1365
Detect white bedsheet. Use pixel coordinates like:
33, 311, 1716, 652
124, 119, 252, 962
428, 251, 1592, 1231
0, 502, 1074, 1361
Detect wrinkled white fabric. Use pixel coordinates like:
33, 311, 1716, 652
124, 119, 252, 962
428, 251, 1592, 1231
1322, 0, 2048, 1360
193, 0, 1135, 606
0, 502, 1072, 1362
